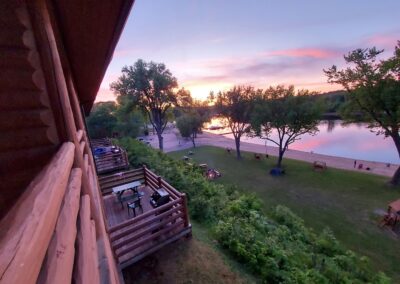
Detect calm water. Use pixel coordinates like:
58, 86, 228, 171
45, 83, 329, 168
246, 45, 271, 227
205, 118, 399, 164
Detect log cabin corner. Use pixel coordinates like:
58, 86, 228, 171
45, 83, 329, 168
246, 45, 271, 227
0, 1, 191, 283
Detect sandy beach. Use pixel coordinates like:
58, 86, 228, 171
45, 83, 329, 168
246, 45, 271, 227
144, 129, 398, 178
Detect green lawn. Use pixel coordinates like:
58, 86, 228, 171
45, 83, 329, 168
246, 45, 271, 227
169, 146, 400, 281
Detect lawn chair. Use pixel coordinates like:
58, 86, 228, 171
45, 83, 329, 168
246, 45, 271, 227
127, 198, 143, 217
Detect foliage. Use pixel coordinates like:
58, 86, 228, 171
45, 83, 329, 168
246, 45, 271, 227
87, 101, 118, 138
324, 41, 400, 185
117, 138, 390, 283
87, 98, 144, 139
176, 112, 204, 147
110, 59, 181, 150
214, 86, 257, 159
251, 85, 321, 168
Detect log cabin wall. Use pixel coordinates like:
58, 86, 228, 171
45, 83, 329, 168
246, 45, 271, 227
0, 0, 61, 218
0, 0, 122, 283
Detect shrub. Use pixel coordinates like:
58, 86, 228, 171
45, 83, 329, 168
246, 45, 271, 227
117, 138, 390, 283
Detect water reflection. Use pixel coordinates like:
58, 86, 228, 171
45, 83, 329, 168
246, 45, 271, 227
205, 118, 398, 164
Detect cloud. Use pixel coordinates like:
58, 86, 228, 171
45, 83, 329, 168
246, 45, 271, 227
264, 48, 341, 59
364, 32, 400, 49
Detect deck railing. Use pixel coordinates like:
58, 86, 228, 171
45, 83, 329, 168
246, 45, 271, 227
0, 128, 122, 284
105, 167, 191, 268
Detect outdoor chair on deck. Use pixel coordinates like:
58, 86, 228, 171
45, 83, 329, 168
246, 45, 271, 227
127, 198, 143, 217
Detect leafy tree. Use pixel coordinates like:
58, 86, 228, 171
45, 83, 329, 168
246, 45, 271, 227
110, 59, 179, 151
176, 112, 204, 147
251, 85, 321, 168
324, 42, 400, 185
114, 95, 144, 137
87, 101, 117, 138
215, 86, 256, 159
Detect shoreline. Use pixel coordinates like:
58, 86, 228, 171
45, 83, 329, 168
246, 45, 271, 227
146, 130, 398, 178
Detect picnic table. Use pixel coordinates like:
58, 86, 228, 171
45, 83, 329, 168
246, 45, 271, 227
113, 181, 142, 208
112, 181, 141, 194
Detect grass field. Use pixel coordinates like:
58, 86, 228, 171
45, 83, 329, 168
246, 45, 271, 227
169, 146, 400, 281
123, 221, 257, 284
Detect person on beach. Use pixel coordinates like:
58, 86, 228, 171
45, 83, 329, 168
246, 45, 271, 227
354, 160, 357, 168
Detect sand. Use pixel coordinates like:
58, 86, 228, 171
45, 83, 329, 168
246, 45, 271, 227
144, 129, 398, 178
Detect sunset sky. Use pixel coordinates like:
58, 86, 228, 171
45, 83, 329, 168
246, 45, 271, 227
97, 0, 400, 102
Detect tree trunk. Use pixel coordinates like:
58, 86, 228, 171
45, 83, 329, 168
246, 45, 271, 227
157, 132, 164, 151
277, 147, 284, 168
234, 137, 241, 160
389, 133, 400, 186
191, 133, 196, 148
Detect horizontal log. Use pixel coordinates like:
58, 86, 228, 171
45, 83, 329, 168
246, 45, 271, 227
117, 219, 185, 258
0, 127, 55, 151
108, 198, 181, 233
146, 178, 158, 190
0, 109, 53, 131
0, 90, 46, 110
110, 204, 184, 242
74, 195, 100, 284
0, 47, 30, 69
100, 173, 144, 188
0, 68, 40, 91
113, 212, 185, 251
0, 142, 75, 283
76, 129, 83, 142
37, 168, 82, 284
98, 168, 143, 182
119, 226, 192, 269
0, 144, 55, 173
80, 141, 85, 155
161, 180, 181, 197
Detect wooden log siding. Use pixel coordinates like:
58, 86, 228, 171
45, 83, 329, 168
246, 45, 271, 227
0, 142, 75, 284
37, 168, 82, 284
99, 169, 145, 195
144, 168, 179, 199
74, 195, 100, 284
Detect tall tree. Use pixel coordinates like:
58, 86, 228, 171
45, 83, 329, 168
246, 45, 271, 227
215, 86, 256, 159
176, 112, 204, 148
87, 102, 118, 139
114, 95, 144, 138
251, 85, 321, 168
324, 42, 400, 185
110, 59, 178, 151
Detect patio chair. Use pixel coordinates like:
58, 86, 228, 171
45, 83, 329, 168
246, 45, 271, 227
127, 198, 143, 217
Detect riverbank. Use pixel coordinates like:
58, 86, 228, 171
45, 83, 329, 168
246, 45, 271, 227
145, 129, 398, 178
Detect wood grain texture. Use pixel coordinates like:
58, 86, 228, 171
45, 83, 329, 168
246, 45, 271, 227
0, 142, 75, 283
37, 168, 82, 284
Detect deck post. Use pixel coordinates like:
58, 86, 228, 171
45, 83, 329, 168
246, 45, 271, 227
143, 165, 147, 185
181, 193, 190, 229
157, 176, 162, 188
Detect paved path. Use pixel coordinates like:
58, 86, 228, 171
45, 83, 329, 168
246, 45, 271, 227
144, 129, 398, 178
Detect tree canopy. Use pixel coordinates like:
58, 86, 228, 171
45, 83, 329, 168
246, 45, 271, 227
214, 86, 257, 159
325, 41, 400, 185
110, 59, 179, 151
87, 102, 118, 138
251, 85, 321, 168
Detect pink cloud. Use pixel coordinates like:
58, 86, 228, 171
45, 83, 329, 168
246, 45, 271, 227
265, 48, 340, 59
365, 33, 399, 48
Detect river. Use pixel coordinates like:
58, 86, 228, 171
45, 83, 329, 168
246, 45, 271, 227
204, 118, 399, 164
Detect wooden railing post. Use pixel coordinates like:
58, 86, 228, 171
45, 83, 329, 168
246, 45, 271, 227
181, 193, 190, 229
143, 166, 147, 185
157, 176, 162, 188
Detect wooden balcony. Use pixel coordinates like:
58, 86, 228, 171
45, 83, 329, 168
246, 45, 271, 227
91, 138, 129, 175
99, 167, 192, 269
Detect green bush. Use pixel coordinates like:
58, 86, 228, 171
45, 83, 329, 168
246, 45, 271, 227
117, 138, 390, 283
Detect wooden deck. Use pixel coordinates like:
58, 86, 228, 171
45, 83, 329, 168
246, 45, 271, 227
103, 185, 155, 228
101, 167, 192, 268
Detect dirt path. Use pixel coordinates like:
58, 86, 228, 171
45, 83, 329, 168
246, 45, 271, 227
144, 129, 398, 178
